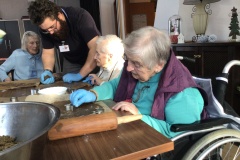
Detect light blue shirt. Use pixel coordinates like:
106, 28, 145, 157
0, 49, 44, 81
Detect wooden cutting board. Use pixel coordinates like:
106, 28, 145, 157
25, 94, 118, 140
48, 100, 118, 140
37, 81, 90, 90
25, 94, 142, 141
0, 79, 40, 90
52, 100, 112, 119
48, 100, 142, 141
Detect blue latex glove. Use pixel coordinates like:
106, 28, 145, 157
0, 38, 3, 44
63, 73, 83, 83
82, 76, 93, 85
70, 89, 96, 107
40, 70, 55, 84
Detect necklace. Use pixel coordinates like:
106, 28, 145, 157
99, 61, 118, 81
132, 85, 150, 103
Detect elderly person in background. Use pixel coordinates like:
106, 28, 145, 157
70, 26, 207, 139
83, 35, 125, 86
0, 31, 43, 82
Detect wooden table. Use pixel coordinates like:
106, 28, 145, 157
0, 81, 174, 160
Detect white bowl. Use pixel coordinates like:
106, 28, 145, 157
38, 86, 67, 95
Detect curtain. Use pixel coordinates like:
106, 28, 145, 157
80, 0, 101, 33
115, 0, 126, 39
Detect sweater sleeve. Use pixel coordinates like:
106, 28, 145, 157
0, 51, 16, 81
141, 87, 204, 138
92, 72, 121, 100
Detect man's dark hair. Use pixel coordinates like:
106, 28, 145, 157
28, 0, 61, 25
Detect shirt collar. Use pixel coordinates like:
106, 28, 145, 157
24, 50, 41, 60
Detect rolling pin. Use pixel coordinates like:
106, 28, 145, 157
48, 112, 142, 140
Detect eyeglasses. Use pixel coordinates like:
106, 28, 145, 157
40, 19, 58, 34
125, 55, 144, 70
128, 59, 144, 71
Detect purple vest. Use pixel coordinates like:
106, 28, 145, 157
114, 50, 208, 120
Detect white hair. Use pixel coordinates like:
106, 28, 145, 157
96, 34, 124, 61
21, 31, 41, 52
123, 26, 171, 69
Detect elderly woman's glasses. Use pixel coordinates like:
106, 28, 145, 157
40, 19, 58, 34
128, 60, 144, 71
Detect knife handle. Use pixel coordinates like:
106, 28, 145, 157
117, 114, 142, 124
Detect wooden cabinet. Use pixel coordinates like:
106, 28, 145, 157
22, 18, 40, 34
172, 42, 240, 115
0, 20, 21, 58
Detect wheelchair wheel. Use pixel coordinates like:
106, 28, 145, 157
182, 129, 240, 160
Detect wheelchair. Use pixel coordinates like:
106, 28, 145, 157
158, 58, 240, 160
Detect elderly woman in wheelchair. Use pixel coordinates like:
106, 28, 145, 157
70, 26, 240, 160
70, 26, 207, 138
161, 59, 240, 160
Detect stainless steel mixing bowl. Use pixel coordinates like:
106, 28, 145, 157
0, 102, 60, 160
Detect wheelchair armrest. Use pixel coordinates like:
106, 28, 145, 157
170, 118, 234, 132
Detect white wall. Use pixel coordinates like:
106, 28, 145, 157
154, 0, 240, 41
154, 0, 179, 34
0, 0, 29, 19
56, 0, 80, 8
1, 0, 238, 41
99, 0, 116, 35
0, 0, 79, 20
0, 0, 80, 37
0, 0, 115, 36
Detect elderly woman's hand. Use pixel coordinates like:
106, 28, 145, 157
112, 101, 139, 115
70, 89, 96, 107
4, 77, 12, 82
88, 74, 104, 86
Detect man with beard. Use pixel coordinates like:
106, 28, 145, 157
28, 0, 101, 84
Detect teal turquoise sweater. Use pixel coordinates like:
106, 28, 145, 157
93, 72, 204, 138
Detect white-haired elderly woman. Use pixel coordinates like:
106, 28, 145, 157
83, 34, 125, 86
70, 26, 208, 139
0, 31, 43, 82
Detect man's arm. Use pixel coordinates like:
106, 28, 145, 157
0, 55, 15, 82
40, 48, 56, 84
62, 36, 98, 83
79, 36, 98, 77
42, 48, 55, 71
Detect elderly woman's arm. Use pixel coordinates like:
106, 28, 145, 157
92, 74, 121, 100
141, 88, 204, 138
0, 53, 16, 82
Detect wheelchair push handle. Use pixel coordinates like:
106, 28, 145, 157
222, 60, 240, 74
176, 56, 196, 63
214, 60, 240, 106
